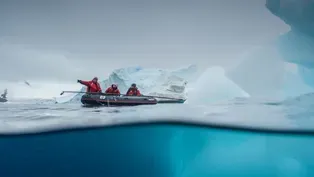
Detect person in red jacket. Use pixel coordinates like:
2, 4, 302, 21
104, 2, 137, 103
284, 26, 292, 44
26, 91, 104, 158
105, 84, 120, 95
126, 83, 142, 96
77, 77, 102, 93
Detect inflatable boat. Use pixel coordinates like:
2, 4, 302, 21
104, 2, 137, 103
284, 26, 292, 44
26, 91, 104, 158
80, 94, 185, 106
81, 94, 158, 106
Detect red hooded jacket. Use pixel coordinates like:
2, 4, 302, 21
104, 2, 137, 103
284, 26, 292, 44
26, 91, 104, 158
80, 80, 102, 93
105, 87, 120, 95
126, 88, 141, 96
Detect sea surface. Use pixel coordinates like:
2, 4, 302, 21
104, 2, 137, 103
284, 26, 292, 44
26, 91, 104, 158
1, 94, 314, 133
1, 95, 314, 177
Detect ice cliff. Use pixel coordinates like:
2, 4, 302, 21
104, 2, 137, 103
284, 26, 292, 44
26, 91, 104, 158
226, 0, 314, 99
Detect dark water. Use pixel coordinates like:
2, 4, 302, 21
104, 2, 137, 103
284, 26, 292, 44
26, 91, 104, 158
1, 95, 314, 177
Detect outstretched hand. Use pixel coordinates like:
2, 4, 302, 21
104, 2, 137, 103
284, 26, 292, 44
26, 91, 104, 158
77, 80, 81, 83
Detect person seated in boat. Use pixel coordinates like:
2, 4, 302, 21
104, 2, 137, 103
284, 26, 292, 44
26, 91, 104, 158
126, 83, 142, 96
105, 84, 120, 95
77, 77, 102, 93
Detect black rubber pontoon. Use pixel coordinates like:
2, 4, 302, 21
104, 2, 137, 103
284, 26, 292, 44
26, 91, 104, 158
81, 94, 186, 106
81, 94, 158, 106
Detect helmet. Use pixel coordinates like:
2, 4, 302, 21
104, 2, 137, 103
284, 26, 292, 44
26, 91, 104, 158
131, 83, 136, 87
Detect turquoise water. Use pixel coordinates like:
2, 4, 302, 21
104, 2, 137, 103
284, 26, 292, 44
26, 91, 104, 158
1, 94, 314, 177
0, 122, 313, 177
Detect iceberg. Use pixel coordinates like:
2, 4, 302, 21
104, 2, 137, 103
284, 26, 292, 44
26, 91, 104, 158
226, 46, 314, 99
187, 66, 249, 104
226, 0, 314, 99
55, 65, 199, 103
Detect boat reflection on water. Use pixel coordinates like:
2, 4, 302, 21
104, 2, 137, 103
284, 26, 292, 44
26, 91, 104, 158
0, 121, 313, 177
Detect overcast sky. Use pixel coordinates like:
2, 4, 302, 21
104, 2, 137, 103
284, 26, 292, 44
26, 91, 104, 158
0, 0, 289, 82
